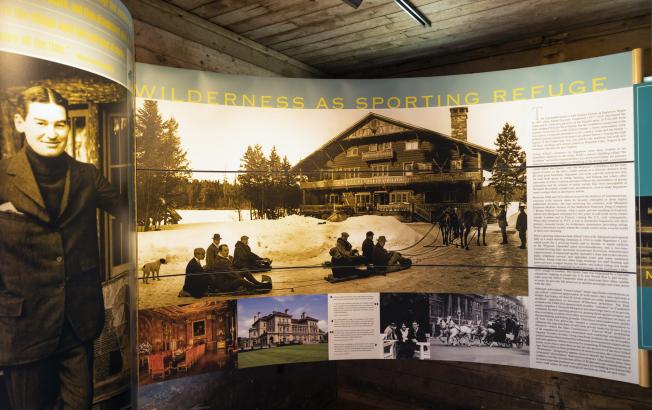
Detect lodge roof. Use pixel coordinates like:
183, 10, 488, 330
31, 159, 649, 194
292, 112, 497, 171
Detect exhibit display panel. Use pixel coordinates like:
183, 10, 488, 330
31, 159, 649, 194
133, 49, 649, 407
1, 2, 650, 408
0, 0, 136, 408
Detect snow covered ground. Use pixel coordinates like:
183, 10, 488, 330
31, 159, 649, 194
138, 212, 422, 271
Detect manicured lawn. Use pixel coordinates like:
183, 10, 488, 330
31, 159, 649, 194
237, 343, 329, 368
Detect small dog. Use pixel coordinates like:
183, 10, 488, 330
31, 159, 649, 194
142, 258, 167, 284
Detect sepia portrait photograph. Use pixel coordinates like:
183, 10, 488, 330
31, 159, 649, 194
0, 51, 133, 409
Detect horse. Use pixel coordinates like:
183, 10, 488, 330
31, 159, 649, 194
470, 323, 487, 345
448, 322, 473, 346
461, 209, 487, 250
438, 209, 453, 246
437, 318, 450, 343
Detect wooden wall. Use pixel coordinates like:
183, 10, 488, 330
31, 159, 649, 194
337, 360, 652, 409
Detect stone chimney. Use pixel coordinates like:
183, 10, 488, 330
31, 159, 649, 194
301, 312, 306, 319
284, 308, 288, 314
450, 107, 468, 141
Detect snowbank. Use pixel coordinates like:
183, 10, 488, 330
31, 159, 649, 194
138, 214, 422, 270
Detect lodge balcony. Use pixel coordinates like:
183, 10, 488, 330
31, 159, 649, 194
361, 150, 394, 161
300, 171, 482, 189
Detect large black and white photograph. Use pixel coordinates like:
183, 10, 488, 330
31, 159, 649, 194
428, 294, 529, 368
379, 293, 431, 360
0, 51, 132, 409
136, 97, 530, 310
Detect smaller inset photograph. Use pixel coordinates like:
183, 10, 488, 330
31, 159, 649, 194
237, 295, 328, 368
379, 293, 431, 360
137, 301, 237, 386
428, 294, 529, 368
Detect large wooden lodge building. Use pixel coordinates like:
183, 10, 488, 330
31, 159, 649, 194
293, 108, 497, 221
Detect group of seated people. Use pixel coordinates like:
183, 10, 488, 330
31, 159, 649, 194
330, 231, 412, 278
179, 233, 272, 298
382, 321, 428, 359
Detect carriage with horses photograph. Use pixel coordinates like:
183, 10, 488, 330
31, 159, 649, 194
427, 294, 530, 368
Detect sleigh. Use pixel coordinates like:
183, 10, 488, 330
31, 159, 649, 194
323, 260, 411, 283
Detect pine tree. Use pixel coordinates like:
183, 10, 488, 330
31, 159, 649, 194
489, 123, 526, 205
135, 100, 190, 230
238, 145, 268, 219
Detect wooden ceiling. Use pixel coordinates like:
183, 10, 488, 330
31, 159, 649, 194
162, 0, 650, 77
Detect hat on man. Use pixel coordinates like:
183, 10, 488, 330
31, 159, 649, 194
212, 233, 221, 240
378, 235, 387, 242
341, 232, 349, 238
241, 235, 249, 241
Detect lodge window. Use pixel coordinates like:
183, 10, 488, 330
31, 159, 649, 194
368, 143, 377, 152
403, 162, 414, 176
450, 159, 463, 170
325, 194, 340, 204
355, 193, 371, 205
371, 164, 389, 177
347, 147, 359, 157
345, 167, 360, 179
390, 191, 410, 203
382, 142, 392, 151
405, 140, 419, 150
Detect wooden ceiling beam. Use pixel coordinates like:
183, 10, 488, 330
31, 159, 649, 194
289, 0, 518, 61
188, 0, 264, 20
275, 0, 480, 56
134, 20, 277, 76
123, 0, 324, 78
311, 0, 649, 69
340, 15, 651, 78
256, 0, 415, 47
216, 0, 343, 35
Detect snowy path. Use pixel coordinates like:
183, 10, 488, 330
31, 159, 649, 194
138, 218, 528, 310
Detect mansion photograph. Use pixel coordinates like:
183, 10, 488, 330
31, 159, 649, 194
237, 295, 328, 368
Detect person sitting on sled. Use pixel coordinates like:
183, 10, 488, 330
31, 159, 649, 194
233, 235, 271, 271
179, 248, 211, 298
362, 231, 375, 264
372, 236, 411, 271
210, 244, 272, 292
329, 232, 368, 278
